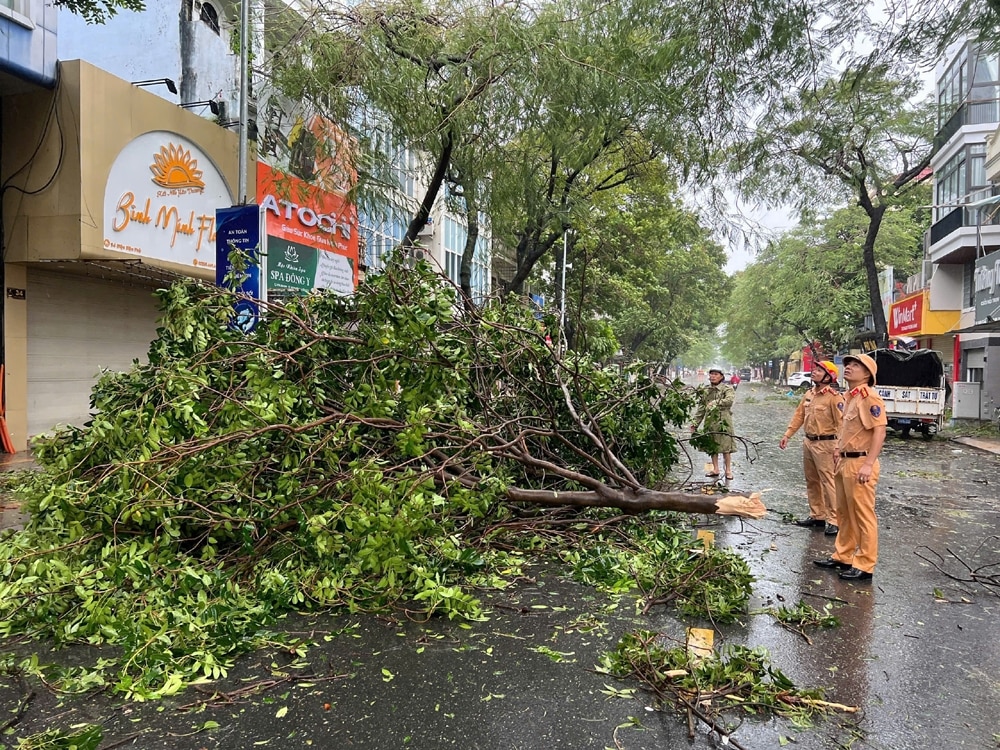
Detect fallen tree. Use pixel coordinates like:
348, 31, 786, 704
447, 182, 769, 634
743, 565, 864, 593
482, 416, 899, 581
0, 257, 762, 698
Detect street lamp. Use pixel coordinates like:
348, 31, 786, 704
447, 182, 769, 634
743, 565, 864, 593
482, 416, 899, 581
180, 100, 222, 116
131, 78, 177, 94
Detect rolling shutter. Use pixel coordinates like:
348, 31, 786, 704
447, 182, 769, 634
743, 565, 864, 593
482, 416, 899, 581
27, 269, 160, 437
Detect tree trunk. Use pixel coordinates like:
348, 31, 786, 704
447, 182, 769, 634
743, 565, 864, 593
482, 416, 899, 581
861, 205, 888, 348
459, 181, 479, 310
505, 487, 766, 518
403, 128, 454, 249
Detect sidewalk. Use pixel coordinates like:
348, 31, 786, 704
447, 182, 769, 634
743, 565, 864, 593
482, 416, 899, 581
0, 450, 36, 531
950, 435, 1000, 455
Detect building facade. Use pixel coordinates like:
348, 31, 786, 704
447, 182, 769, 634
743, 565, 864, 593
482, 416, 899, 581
0, 1, 495, 449
924, 39, 1000, 421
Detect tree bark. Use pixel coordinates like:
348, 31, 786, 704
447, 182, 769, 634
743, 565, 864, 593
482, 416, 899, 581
505, 487, 766, 518
403, 128, 454, 249
459, 181, 480, 310
857, 191, 888, 348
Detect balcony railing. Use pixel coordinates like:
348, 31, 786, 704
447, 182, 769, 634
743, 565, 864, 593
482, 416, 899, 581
934, 98, 1000, 152
931, 206, 963, 244
929, 187, 1000, 248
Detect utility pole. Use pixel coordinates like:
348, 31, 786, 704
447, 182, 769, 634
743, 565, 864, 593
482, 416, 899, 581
559, 230, 573, 354
237, 0, 250, 204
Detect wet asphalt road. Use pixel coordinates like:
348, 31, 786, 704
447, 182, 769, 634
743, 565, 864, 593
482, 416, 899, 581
2, 381, 1000, 749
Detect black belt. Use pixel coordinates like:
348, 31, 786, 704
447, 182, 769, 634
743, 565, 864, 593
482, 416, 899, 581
841, 451, 868, 458
805, 434, 836, 441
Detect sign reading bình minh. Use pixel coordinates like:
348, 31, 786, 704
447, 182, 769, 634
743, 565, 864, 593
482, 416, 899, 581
257, 162, 359, 296
103, 132, 232, 271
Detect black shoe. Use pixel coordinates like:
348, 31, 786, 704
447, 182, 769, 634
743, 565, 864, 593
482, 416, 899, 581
795, 518, 825, 528
813, 558, 850, 570
839, 567, 873, 581
824, 523, 839, 536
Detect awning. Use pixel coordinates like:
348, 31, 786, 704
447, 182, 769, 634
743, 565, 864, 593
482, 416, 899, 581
953, 320, 1000, 334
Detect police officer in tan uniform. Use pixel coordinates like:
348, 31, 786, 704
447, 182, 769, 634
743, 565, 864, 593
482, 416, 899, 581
814, 353, 887, 582
779, 361, 844, 535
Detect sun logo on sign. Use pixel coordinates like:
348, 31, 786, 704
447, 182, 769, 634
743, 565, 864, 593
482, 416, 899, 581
149, 143, 205, 189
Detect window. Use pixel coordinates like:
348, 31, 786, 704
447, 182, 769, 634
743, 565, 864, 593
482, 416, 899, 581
963, 260, 976, 308
971, 48, 1000, 102
938, 48, 968, 129
935, 150, 966, 221
199, 2, 220, 35
443, 217, 491, 302
0, 0, 32, 27
360, 204, 407, 273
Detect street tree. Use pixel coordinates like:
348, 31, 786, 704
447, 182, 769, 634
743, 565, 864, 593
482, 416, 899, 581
733, 62, 935, 348
489, 0, 847, 295
573, 167, 730, 363
725, 189, 930, 360
57, 0, 144, 23
0, 262, 764, 697
270, 0, 874, 299
270, 0, 530, 263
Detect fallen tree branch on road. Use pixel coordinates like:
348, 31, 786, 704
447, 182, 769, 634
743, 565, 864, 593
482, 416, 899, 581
914, 539, 1000, 596
0, 258, 766, 698
505, 487, 765, 517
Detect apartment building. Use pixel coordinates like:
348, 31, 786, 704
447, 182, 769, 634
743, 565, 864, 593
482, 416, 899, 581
923, 40, 1000, 421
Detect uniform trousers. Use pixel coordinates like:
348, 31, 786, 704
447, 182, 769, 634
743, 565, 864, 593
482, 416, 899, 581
803, 440, 837, 524
833, 456, 880, 573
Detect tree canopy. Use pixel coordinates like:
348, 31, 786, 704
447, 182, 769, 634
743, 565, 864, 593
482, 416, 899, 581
730, 59, 935, 347
571, 165, 730, 362
56, 0, 144, 23
724, 187, 930, 364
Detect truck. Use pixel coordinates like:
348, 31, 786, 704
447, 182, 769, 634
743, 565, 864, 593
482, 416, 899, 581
870, 348, 948, 440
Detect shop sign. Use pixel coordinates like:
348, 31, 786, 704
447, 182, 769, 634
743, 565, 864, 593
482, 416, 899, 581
973, 252, 1000, 324
216, 205, 264, 333
103, 132, 232, 270
257, 163, 358, 295
889, 292, 923, 336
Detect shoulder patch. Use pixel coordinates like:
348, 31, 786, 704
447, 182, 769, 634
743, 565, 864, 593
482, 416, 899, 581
837, 402, 844, 412
870, 405, 881, 418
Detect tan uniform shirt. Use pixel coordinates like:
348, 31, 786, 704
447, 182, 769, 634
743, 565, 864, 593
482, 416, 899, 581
838, 386, 888, 453
783, 386, 844, 439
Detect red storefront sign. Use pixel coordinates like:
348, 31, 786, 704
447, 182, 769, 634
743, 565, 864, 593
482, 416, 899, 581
889, 292, 923, 336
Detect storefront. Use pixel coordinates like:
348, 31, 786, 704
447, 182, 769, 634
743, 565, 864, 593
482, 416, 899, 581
887, 289, 960, 375
1, 60, 239, 450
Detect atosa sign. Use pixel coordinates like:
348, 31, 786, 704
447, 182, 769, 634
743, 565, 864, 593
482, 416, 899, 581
257, 163, 359, 294
103, 132, 233, 270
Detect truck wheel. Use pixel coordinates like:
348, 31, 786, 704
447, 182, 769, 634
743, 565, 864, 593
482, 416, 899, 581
921, 428, 934, 441
899, 427, 911, 439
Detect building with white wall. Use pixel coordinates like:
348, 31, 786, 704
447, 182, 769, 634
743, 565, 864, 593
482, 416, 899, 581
926, 39, 1000, 421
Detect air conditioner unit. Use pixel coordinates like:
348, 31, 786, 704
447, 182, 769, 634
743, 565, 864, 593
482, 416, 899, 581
417, 219, 435, 237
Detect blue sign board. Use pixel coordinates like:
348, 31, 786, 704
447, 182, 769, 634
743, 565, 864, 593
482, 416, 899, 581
216, 205, 263, 333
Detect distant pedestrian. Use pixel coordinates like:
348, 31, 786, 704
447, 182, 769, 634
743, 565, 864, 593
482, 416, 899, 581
690, 367, 736, 481
730, 372, 741, 389
780, 361, 844, 536
814, 353, 886, 582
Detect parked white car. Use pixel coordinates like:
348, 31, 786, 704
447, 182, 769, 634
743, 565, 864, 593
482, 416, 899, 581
786, 371, 812, 388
